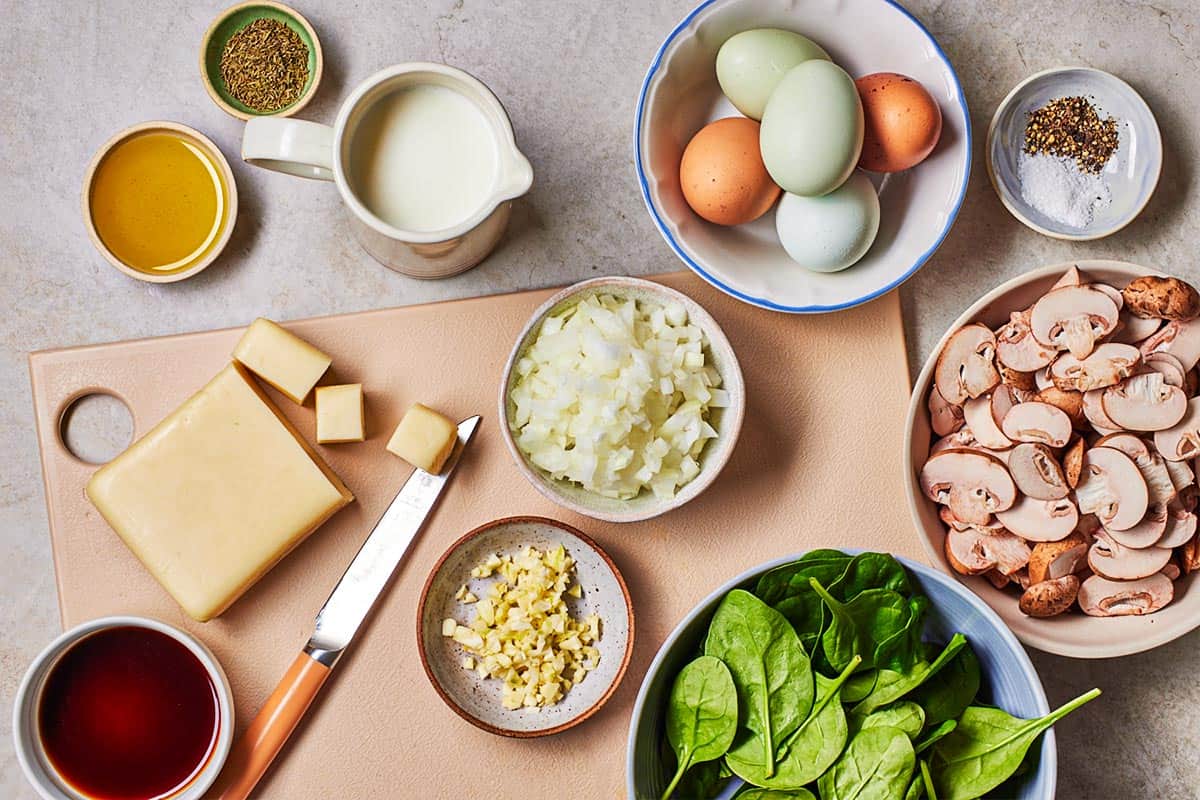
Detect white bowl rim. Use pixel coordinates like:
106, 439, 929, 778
11, 615, 236, 800
984, 66, 1163, 242
633, 0, 973, 314
902, 259, 1200, 658
623, 547, 1054, 799
497, 275, 746, 523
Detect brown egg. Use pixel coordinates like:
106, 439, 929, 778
679, 117, 781, 225
855, 72, 942, 172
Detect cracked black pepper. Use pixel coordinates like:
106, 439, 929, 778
1023, 95, 1119, 174
219, 18, 309, 113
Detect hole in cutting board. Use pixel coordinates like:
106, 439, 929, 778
59, 393, 134, 464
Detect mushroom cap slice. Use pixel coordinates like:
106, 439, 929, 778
1164, 457, 1195, 492
1034, 386, 1085, 429
1088, 531, 1171, 580
1078, 573, 1174, 617
996, 311, 1057, 372
1030, 286, 1119, 359
1103, 504, 1167, 550
1019, 575, 1080, 618
1091, 282, 1124, 309
1140, 318, 1200, 372
928, 385, 965, 437
1051, 266, 1082, 290
1153, 397, 1200, 462
1143, 351, 1187, 387
1109, 311, 1163, 346
939, 506, 1006, 534
1049, 343, 1140, 392
920, 449, 1017, 525
935, 324, 1001, 406
1081, 388, 1121, 433
1000, 401, 1072, 447
1122, 275, 1200, 321
996, 496, 1078, 542
1094, 433, 1177, 506
1101, 373, 1187, 432
1063, 436, 1085, 488
1007, 443, 1069, 500
1074, 447, 1150, 531
944, 526, 1031, 576
1028, 531, 1090, 584
1156, 505, 1197, 548
964, 392, 1013, 450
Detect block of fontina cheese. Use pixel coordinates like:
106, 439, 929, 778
232, 318, 332, 404
387, 404, 457, 474
85, 363, 354, 621
316, 384, 365, 444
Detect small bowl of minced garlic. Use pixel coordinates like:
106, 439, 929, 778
417, 516, 634, 737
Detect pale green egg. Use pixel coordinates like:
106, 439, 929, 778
775, 172, 880, 272
760, 60, 864, 197
715, 28, 829, 121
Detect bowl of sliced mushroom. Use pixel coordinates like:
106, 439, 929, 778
906, 259, 1200, 658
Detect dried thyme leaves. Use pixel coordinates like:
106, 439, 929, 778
219, 18, 310, 113
1023, 96, 1119, 174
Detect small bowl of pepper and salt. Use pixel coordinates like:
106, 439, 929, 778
986, 66, 1161, 240
200, 1, 323, 120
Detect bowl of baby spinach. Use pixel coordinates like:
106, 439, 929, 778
627, 549, 1099, 800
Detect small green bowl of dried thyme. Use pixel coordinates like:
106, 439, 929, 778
200, 1, 323, 120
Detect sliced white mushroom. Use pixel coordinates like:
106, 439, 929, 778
928, 385, 965, 437
920, 449, 1017, 525
1093, 433, 1176, 507
1157, 504, 1198, 548
996, 496, 1078, 542
1082, 388, 1121, 432
1034, 386, 1085, 429
1028, 532, 1090, 584
1000, 401, 1072, 447
1030, 286, 1120, 359
964, 393, 1013, 450
1091, 282, 1124, 310
1074, 447, 1150, 531
935, 324, 1001, 405
930, 428, 979, 456
996, 311, 1057, 372
1109, 311, 1163, 346
1164, 457, 1195, 492
1049, 343, 1140, 392
1143, 351, 1187, 387
1034, 366, 1054, 391
1007, 443, 1069, 500
1088, 531, 1172, 579
939, 506, 1006, 534
1101, 373, 1187, 432
1140, 318, 1200, 372
1019, 575, 1080, 617
1153, 397, 1200, 462
1078, 573, 1174, 617
1104, 504, 1167, 550
1051, 266, 1082, 290
944, 526, 1031, 575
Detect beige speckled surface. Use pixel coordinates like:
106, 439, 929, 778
2, 1, 1198, 797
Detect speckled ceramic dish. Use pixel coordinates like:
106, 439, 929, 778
417, 517, 633, 737
987, 67, 1161, 240
499, 276, 745, 523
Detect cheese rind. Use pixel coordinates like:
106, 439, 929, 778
85, 363, 353, 621
316, 384, 365, 444
232, 318, 332, 404
387, 404, 457, 474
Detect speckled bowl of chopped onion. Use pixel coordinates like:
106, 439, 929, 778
499, 276, 745, 523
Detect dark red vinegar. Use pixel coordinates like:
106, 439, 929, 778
37, 626, 219, 800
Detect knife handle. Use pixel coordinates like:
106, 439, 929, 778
215, 651, 331, 800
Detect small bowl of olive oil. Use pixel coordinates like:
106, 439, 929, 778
82, 121, 238, 283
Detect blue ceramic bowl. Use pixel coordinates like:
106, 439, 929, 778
626, 550, 1054, 799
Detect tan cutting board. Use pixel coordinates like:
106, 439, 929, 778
30, 272, 919, 799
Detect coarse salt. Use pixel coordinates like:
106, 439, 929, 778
1017, 152, 1112, 229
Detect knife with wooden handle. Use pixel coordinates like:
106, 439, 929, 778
214, 416, 482, 800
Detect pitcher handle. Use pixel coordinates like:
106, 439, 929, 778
241, 118, 335, 181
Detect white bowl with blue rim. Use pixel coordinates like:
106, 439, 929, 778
626, 549, 1056, 799
635, 0, 971, 314
986, 67, 1162, 241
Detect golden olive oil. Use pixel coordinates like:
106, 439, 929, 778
89, 132, 227, 274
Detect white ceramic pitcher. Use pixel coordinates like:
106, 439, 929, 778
242, 63, 533, 279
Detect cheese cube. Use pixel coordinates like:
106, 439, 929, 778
85, 363, 353, 621
316, 384, 365, 443
386, 404, 457, 474
232, 318, 332, 404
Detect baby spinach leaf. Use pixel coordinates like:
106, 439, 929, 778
733, 788, 816, 800
726, 655, 860, 789
705, 590, 814, 776
914, 720, 956, 755
817, 725, 916, 800
842, 669, 878, 703
930, 688, 1101, 800
772, 592, 824, 655
829, 552, 913, 601
919, 759, 937, 800
672, 759, 730, 800
860, 701, 925, 740
873, 596, 928, 673
909, 644, 980, 728
662, 656, 739, 800
754, 553, 851, 606
852, 634, 967, 717
903, 773, 925, 800
809, 579, 910, 673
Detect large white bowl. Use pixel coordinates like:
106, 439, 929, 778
905, 260, 1200, 658
635, 0, 971, 313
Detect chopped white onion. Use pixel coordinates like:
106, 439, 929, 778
509, 293, 722, 500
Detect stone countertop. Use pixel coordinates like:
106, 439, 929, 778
1, 1, 1195, 796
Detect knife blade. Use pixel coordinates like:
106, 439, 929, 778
216, 415, 481, 800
